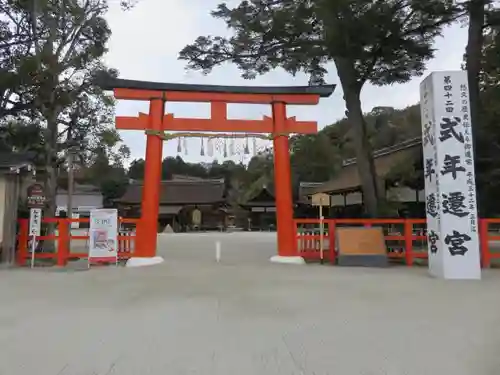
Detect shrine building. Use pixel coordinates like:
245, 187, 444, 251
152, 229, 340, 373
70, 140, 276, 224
309, 137, 425, 217
115, 175, 230, 232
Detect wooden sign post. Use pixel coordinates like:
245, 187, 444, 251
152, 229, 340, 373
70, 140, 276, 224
311, 193, 331, 264
26, 183, 45, 269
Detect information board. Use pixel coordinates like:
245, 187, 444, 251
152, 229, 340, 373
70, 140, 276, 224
89, 209, 118, 265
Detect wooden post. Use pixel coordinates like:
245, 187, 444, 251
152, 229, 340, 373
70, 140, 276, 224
319, 205, 324, 264
404, 220, 414, 267
272, 102, 296, 257
328, 220, 336, 264
17, 219, 29, 266
2, 174, 21, 264
479, 219, 490, 268
57, 219, 69, 267
135, 98, 164, 258
311, 193, 330, 264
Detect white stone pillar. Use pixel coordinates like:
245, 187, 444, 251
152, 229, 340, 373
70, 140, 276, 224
420, 71, 481, 280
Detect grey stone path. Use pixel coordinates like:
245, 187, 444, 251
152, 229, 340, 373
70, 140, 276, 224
1, 232, 500, 374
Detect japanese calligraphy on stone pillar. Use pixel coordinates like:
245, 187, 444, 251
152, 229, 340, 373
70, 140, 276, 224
420, 71, 480, 280
420, 76, 441, 261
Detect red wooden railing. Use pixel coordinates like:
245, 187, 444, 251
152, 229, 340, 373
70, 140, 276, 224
16, 217, 138, 266
479, 218, 500, 268
295, 218, 500, 268
16, 217, 500, 268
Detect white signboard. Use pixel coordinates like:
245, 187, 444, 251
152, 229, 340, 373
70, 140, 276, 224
71, 213, 80, 229
29, 208, 42, 269
89, 209, 118, 264
311, 193, 331, 207
29, 208, 42, 236
420, 71, 481, 280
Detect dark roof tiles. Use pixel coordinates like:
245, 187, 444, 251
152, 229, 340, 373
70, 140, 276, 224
97, 77, 336, 98
117, 179, 226, 204
0, 152, 35, 170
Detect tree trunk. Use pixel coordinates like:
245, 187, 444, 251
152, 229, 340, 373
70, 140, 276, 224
44, 113, 58, 220
466, 0, 485, 153
466, 0, 486, 215
344, 89, 380, 217
40, 111, 58, 253
335, 57, 380, 217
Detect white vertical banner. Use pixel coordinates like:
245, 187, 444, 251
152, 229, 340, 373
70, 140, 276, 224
89, 209, 118, 265
29, 208, 42, 268
29, 208, 42, 237
420, 71, 481, 280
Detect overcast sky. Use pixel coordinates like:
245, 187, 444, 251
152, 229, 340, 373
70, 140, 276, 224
103, 0, 468, 165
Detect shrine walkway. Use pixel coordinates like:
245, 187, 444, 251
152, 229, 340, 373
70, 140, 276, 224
1, 232, 500, 375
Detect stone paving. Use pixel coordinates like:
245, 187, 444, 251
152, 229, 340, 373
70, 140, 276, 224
1, 232, 500, 374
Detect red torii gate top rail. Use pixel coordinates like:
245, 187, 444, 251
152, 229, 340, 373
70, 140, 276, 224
99, 77, 335, 262
106, 78, 335, 134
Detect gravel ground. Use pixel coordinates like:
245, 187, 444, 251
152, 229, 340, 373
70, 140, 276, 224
1, 232, 500, 375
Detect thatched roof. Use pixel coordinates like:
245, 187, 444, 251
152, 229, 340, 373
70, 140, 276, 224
312, 137, 422, 195
117, 178, 226, 205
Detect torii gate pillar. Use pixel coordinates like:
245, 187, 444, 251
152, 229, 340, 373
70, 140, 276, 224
100, 78, 335, 267
136, 98, 164, 263
271, 102, 297, 263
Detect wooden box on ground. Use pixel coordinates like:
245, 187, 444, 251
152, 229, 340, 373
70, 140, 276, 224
336, 227, 388, 267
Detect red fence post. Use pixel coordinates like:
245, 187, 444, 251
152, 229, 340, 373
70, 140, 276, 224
479, 219, 490, 268
293, 220, 299, 256
57, 219, 69, 267
16, 219, 29, 266
329, 220, 336, 264
118, 231, 123, 255
118, 218, 124, 257
404, 220, 414, 267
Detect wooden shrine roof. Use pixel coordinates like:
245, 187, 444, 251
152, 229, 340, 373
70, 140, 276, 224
57, 183, 102, 196
97, 77, 336, 98
312, 138, 422, 195
241, 186, 276, 207
298, 182, 327, 204
117, 178, 226, 205
0, 151, 35, 173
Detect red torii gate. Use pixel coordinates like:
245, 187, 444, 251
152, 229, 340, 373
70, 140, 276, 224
100, 78, 335, 266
